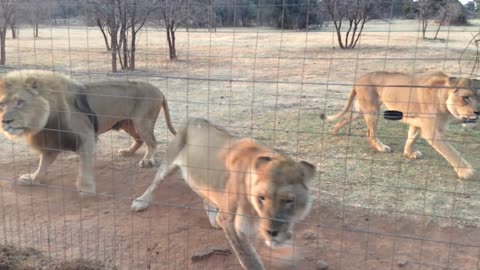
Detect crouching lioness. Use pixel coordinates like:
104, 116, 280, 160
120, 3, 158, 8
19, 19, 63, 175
0, 70, 176, 194
131, 118, 316, 269
321, 71, 479, 179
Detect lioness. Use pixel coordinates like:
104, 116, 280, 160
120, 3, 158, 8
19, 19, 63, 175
131, 118, 315, 269
321, 71, 479, 179
0, 70, 176, 194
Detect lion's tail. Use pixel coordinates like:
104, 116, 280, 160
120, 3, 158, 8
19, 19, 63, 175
320, 88, 357, 122
161, 98, 177, 135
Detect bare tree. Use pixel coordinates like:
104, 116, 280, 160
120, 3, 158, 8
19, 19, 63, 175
90, 0, 156, 71
127, 0, 157, 69
323, 0, 376, 49
433, 1, 449, 40
9, 11, 16, 39
154, 0, 196, 60
416, 0, 442, 39
16, 0, 50, 38
96, 16, 111, 50
0, 0, 15, 65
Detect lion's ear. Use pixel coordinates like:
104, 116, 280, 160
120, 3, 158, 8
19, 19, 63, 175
448, 77, 458, 85
25, 76, 39, 95
472, 79, 480, 99
255, 156, 272, 170
299, 160, 316, 180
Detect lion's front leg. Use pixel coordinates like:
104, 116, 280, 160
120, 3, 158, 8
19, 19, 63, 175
403, 126, 422, 159
217, 210, 264, 270
77, 136, 96, 195
18, 151, 59, 185
423, 129, 476, 179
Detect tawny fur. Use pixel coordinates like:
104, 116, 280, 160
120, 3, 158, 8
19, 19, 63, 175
131, 118, 315, 270
0, 69, 176, 194
321, 71, 479, 179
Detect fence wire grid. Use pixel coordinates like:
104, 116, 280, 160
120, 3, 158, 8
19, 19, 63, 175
0, 0, 479, 270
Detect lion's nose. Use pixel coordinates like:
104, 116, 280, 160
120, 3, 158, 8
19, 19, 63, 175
266, 230, 279, 237
2, 119, 12, 124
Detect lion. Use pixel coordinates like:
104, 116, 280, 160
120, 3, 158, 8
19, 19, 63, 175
0, 69, 176, 194
131, 118, 316, 269
321, 71, 479, 179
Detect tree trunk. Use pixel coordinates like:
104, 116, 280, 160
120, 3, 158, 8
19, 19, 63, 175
433, 23, 441, 40
433, 13, 447, 40
110, 31, 118, 72
0, 30, 6, 65
130, 29, 136, 70
10, 24, 15, 39
333, 21, 345, 49
119, 28, 127, 69
122, 32, 128, 69
34, 23, 39, 38
97, 19, 110, 51
421, 19, 428, 39
166, 26, 177, 60
352, 19, 367, 48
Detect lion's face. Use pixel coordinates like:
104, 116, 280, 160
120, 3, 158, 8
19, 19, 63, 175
0, 82, 50, 138
250, 157, 315, 248
446, 78, 479, 123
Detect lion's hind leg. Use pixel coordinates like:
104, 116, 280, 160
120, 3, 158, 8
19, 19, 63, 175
118, 120, 144, 157
363, 112, 392, 153
332, 112, 361, 135
133, 119, 158, 168
131, 161, 178, 211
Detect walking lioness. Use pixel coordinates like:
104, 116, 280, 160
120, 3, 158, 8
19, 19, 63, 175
321, 71, 479, 179
131, 118, 315, 269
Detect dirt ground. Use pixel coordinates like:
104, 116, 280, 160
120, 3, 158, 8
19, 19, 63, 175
0, 244, 116, 270
0, 156, 479, 270
0, 20, 480, 269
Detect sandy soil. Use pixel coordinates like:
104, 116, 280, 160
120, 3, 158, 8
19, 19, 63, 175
0, 157, 479, 270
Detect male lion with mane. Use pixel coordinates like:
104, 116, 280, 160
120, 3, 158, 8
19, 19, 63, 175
0, 70, 176, 194
131, 118, 316, 269
321, 71, 479, 179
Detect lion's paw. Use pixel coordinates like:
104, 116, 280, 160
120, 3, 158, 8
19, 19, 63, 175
209, 220, 222, 229
456, 167, 476, 180
380, 145, 392, 153
17, 174, 39, 185
405, 150, 422, 159
77, 180, 96, 197
118, 149, 134, 157
206, 211, 221, 229
139, 159, 156, 168
131, 198, 150, 212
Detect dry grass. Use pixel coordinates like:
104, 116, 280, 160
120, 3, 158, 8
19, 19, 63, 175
1, 19, 480, 226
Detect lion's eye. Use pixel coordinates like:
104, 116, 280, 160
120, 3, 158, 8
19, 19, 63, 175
463, 96, 471, 104
257, 196, 265, 204
15, 99, 24, 108
283, 199, 295, 207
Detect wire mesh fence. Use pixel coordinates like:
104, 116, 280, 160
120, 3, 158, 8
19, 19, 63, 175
0, 0, 479, 269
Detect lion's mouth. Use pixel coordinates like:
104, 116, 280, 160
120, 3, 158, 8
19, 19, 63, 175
2, 125, 26, 135
265, 239, 290, 249
462, 116, 478, 124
